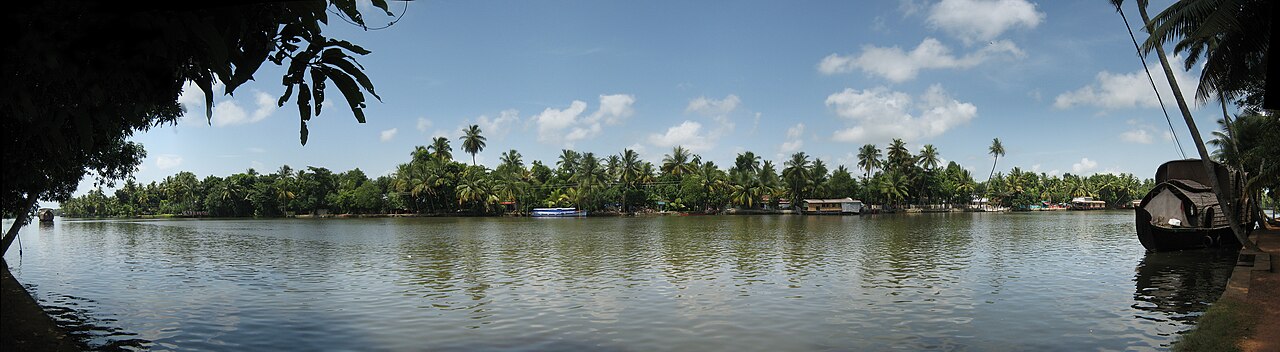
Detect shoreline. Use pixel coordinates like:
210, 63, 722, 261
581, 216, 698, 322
1172, 223, 1279, 351
53, 207, 1136, 221
1, 262, 84, 352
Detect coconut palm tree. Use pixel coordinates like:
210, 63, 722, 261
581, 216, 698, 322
500, 149, 523, 169
1112, 0, 1258, 250
574, 153, 606, 209
661, 146, 692, 178
857, 144, 882, 180
886, 139, 913, 174
732, 151, 761, 177
456, 168, 495, 212
460, 124, 486, 166
430, 136, 452, 161
618, 149, 643, 213
1140, 0, 1270, 105
557, 149, 580, 177
987, 138, 1005, 182
783, 152, 812, 205
918, 144, 941, 171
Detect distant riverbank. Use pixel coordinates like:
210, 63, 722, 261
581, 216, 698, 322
49, 207, 1137, 221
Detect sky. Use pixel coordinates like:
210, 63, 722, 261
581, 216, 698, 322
95, 0, 1234, 195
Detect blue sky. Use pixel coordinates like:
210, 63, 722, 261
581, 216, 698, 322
105, 0, 1231, 193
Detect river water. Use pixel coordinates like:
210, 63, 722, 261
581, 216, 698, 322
3, 212, 1236, 351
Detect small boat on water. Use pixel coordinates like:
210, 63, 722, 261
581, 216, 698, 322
1135, 159, 1253, 251
531, 207, 587, 217
37, 208, 54, 223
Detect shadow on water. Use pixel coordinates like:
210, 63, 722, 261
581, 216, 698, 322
1132, 249, 1237, 330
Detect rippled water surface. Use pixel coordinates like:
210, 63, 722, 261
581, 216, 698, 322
3, 212, 1236, 351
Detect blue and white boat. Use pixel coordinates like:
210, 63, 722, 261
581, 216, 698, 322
531, 207, 587, 217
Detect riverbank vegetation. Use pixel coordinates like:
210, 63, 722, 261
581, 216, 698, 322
61, 134, 1160, 218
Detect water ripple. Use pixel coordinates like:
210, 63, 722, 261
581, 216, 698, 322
2, 213, 1234, 351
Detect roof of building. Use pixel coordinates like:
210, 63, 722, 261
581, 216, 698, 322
803, 198, 860, 204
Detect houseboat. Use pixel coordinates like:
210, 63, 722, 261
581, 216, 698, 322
1069, 197, 1107, 210
37, 208, 55, 223
531, 207, 587, 217
802, 198, 862, 215
1135, 159, 1253, 251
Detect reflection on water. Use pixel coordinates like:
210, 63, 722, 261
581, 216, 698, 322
2, 213, 1236, 351
1133, 250, 1237, 327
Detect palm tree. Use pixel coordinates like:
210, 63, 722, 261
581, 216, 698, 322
732, 151, 761, 177
987, 138, 1005, 181
857, 144, 882, 180
1112, 0, 1257, 250
782, 152, 812, 205
498, 149, 523, 176
430, 136, 452, 161
918, 144, 941, 170
618, 149, 642, 213
500, 149, 522, 168
556, 149, 580, 177
878, 171, 910, 208
661, 146, 692, 178
1141, 0, 1270, 105
886, 139, 912, 174
810, 158, 830, 198
573, 152, 606, 209
460, 124, 486, 166
456, 168, 494, 212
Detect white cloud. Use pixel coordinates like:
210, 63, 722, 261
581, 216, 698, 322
786, 123, 805, 139
648, 121, 714, 152
156, 154, 184, 170
1054, 55, 1200, 110
416, 117, 433, 132
532, 100, 595, 146
247, 147, 266, 154
780, 140, 804, 154
818, 38, 1023, 82
474, 109, 520, 141
686, 94, 741, 134
1072, 157, 1098, 174
927, 0, 1044, 44
687, 95, 741, 116
592, 94, 636, 124
532, 95, 636, 146
379, 128, 398, 142
178, 82, 277, 127
827, 84, 977, 144
1120, 128, 1153, 144
780, 123, 805, 154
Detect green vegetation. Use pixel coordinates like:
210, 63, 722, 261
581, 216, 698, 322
1111, 0, 1272, 251
61, 137, 1159, 217
2, 1, 392, 254
1171, 298, 1256, 352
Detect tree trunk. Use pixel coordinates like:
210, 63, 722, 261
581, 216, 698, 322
1136, 5, 1258, 251
2, 193, 39, 255
988, 156, 998, 182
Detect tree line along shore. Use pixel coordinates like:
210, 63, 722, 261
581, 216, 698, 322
58, 133, 1173, 218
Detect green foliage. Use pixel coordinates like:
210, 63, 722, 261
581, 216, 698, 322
61, 139, 1171, 217
3, 1, 392, 252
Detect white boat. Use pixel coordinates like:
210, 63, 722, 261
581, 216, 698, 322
531, 207, 587, 217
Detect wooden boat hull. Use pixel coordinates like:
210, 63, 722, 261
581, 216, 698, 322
1136, 209, 1241, 251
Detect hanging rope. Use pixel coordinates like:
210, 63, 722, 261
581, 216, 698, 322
1117, 6, 1186, 159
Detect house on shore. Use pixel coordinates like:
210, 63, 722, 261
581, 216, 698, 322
802, 198, 862, 215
